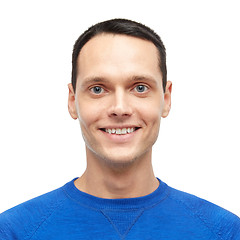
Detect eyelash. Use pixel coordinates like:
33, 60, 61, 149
89, 86, 105, 95
89, 84, 149, 95
133, 84, 149, 93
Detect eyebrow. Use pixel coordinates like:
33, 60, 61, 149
130, 75, 159, 86
80, 77, 110, 88
80, 74, 159, 88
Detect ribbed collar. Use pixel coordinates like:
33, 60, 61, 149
63, 177, 169, 210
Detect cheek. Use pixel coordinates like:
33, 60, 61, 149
139, 99, 163, 125
76, 98, 103, 129
141, 102, 162, 145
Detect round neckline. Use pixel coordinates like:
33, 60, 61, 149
63, 177, 169, 210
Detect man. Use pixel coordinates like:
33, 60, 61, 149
0, 18, 239, 240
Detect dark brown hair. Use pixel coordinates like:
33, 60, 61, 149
72, 19, 167, 92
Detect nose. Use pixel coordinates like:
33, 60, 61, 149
107, 89, 133, 118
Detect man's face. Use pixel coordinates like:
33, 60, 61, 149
68, 34, 171, 165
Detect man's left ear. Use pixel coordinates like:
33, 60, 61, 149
162, 81, 172, 118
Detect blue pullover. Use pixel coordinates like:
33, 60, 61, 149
0, 178, 239, 239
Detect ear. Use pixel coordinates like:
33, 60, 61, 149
162, 81, 172, 118
68, 83, 78, 120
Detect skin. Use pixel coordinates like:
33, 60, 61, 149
68, 34, 172, 199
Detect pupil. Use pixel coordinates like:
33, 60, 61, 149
94, 87, 101, 93
137, 85, 144, 92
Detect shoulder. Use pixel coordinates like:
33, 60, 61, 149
167, 185, 240, 239
0, 184, 67, 240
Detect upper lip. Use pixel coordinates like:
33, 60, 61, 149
100, 126, 140, 129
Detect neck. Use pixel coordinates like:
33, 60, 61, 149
74, 149, 159, 199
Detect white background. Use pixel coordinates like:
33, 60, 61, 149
0, 0, 239, 215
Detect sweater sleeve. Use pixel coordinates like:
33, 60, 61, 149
0, 188, 65, 240
169, 187, 240, 240
198, 204, 240, 240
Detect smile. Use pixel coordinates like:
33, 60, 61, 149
101, 127, 139, 135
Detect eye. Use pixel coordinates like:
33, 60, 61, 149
134, 85, 148, 93
90, 86, 104, 94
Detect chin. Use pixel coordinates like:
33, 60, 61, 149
101, 156, 138, 170
98, 149, 150, 170
86, 143, 151, 169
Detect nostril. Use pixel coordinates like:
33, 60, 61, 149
110, 112, 131, 118
111, 112, 118, 117
107, 94, 133, 117
108, 105, 133, 117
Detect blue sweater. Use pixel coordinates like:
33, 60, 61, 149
0, 178, 239, 240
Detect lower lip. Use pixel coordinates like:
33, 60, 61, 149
100, 129, 139, 143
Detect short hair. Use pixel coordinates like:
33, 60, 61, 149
71, 18, 167, 92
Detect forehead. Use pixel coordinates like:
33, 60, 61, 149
77, 34, 162, 83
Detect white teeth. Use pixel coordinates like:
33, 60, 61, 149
105, 127, 135, 135
116, 129, 121, 135
127, 128, 133, 133
122, 128, 127, 134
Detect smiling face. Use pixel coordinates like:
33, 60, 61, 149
68, 34, 171, 166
